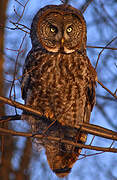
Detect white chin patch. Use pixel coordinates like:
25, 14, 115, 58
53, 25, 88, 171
46, 47, 59, 53
46, 46, 75, 54
64, 47, 75, 54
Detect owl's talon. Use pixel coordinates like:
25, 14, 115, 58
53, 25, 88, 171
80, 134, 87, 143
45, 111, 54, 119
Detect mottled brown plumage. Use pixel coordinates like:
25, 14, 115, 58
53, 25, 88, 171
21, 4, 96, 177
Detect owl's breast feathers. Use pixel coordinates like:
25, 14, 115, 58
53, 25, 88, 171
21, 48, 96, 128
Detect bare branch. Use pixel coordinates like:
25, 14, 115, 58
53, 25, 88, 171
95, 36, 117, 69
97, 80, 117, 99
87, 45, 117, 50
9, 33, 27, 98
0, 115, 21, 123
81, 0, 94, 13
0, 95, 42, 116
0, 23, 29, 33
0, 96, 117, 141
8, 21, 30, 33
96, 94, 117, 101
15, 0, 24, 7
15, 22, 30, 31
10, 21, 30, 31
15, 0, 30, 24
0, 127, 117, 153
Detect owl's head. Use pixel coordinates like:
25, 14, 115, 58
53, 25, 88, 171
31, 5, 87, 54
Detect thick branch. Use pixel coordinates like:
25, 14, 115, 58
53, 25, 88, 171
0, 95, 117, 141
0, 95, 42, 116
0, 127, 116, 153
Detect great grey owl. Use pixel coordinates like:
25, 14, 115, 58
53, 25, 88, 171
21, 4, 96, 178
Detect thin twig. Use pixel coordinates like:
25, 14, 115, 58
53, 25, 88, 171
9, 33, 27, 98
79, 151, 104, 160
5, 48, 22, 52
81, 0, 94, 13
0, 115, 21, 123
13, 6, 20, 17
16, 0, 30, 24
15, 22, 30, 30
79, 140, 115, 160
96, 94, 117, 101
0, 24, 29, 33
10, 21, 30, 31
97, 80, 117, 99
95, 36, 117, 69
87, 45, 117, 50
9, 21, 30, 33
15, 0, 24, 7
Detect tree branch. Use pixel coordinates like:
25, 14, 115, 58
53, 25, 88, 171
95, 36, 117, 69
0, 95, 117, 141
0, 127, 117, 153
87, 45, 117, 50
81, 0, 94, 13
97, 80, 117, 99
0, 115, 21, 123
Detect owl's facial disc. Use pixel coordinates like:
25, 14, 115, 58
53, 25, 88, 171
63, 14, 84, 53
38, 11, 86, 53
38, 12, 63, 52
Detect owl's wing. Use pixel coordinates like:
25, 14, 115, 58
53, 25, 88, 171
87, 78, 96, 111
21, 50, 33, 101
84, 58, 97, 123
21, 73, 30, 100
89, 59, 97, 111
21, 47, 43, 101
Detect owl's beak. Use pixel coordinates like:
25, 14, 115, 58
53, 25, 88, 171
60, 38, 64, 53
61, 38, 64, 46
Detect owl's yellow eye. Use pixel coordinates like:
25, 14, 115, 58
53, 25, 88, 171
50, 27, 56, 33
67, 26, 72, 33
50, 26, 58, 33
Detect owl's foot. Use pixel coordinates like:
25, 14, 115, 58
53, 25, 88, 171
80, 133, 87, 143
44, 110, 54, 119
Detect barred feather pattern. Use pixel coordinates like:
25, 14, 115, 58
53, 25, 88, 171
21, 47, 96, 178
21, 47, 96, 128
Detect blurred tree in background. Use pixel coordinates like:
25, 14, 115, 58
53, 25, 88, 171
0, 0, 117, 180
